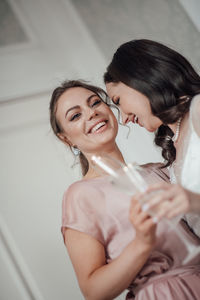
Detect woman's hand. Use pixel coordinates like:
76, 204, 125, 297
140, 182, 200, 220
129, 196, 157, 248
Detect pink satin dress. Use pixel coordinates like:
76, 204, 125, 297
61, 163, 200, 299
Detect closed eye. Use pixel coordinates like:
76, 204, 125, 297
113, 97, 120, 106
70, 113, 81, 121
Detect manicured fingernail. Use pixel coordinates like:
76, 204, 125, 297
153, 216, 158, 224
142, 203, 149, 212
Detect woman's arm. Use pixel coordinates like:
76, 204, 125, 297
65, 199, 156, 300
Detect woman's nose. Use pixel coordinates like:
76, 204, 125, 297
86, 107, 98, 120
121, 111, 130, 124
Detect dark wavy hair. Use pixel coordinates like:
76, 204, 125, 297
49, 80, 110, 176
104, 39, 200, 166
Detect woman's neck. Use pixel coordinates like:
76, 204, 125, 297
83, 144, 125, 180
168, 113, 189, 146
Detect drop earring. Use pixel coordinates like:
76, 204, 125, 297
72, 146, 81, 156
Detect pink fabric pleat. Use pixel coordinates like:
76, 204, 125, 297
127, 266, 200, 299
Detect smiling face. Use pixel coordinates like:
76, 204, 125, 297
55, 87, 118, 155
106, 82, 162, 132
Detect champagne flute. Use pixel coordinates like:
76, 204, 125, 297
91, 153, 200, 264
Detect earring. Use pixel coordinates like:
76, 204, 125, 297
72, 146, 81, 156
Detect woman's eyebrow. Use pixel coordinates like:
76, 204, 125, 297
87, 94, 98, 104
65, 105, 80, 118
65, 94, 98, 118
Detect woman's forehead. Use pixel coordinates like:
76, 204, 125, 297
106, 82, 117, 94
61, 87, 95, 101
58, 87, 96, 107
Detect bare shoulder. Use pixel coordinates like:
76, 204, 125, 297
190, 94, 200, 137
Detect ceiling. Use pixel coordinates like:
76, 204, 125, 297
0, 0, 200, 102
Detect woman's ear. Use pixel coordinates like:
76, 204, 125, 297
57, 133, 72, 146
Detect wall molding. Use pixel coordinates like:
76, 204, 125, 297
0, 213, 45, 300
178, 0, 200, 32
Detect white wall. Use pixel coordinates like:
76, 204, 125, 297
0, 92, 83, 300
178, 0, 200, 32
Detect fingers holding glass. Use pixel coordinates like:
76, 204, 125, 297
129, 197, 157, 246
140, 183, 190, 220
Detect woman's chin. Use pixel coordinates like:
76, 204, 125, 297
146, 126, 157, 132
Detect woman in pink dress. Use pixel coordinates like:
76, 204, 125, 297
50, 80, 200, 299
